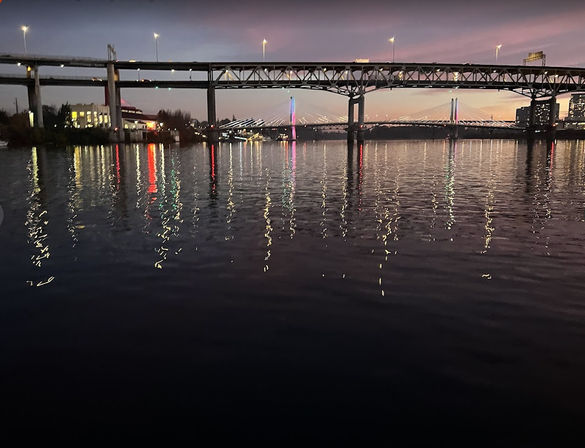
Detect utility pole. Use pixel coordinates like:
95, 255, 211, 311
15, 98, 19, 114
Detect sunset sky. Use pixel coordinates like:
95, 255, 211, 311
1, 0, 585, 121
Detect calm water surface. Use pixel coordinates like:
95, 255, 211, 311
1, 139, 585, 442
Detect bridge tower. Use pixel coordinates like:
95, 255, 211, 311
448, 97, 459, 139
289, 96, 296, 141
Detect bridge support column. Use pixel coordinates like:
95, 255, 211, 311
527, 96, 537, 136
356, 94, 365, 142
27, 66, 43, 128
547, 95, 557, 140
107, 62, 122, 141
115, 85, 123, 138
26, 80, 36, 124
207, 84, 219, 144
347, 96, 356, 142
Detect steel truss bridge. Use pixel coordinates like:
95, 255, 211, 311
2, 56, 585, 97
1, 53, 584, 140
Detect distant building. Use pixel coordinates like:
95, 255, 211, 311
515, 100, 559, 127
121, 105, 157, 132
120, 106, 158, 142
70, 104, 110, 129
515, 107, 530, 126
566, 93, 585, 129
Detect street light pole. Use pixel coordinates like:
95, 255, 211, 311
496, 44, 502, 62
154, 33, 159, 62
389, 36, 395, 63
262, 39, 267, 62
21, 26, 29, 54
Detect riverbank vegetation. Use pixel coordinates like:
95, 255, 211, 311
0, 106, 233, 146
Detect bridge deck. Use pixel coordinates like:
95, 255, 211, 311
1, 54, 584, 97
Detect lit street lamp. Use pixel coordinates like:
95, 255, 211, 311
495, 44, 502, 62
389, 36, 395, 63
262, 38, 267, 62
21, 26, 29, 54
154, 33, 160, 62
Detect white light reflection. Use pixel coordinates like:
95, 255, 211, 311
226, 144, 236, 241
281, 142, 296, 239
445, 140, 456, 233
320, 143, 328, 239
263, 170, 273, 272
25, 147, 53, 287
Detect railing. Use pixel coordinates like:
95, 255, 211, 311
0, 53, 107, 62
0, 73, 106, 82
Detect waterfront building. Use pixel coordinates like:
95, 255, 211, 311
69, 103, 157, 140
70, 104, 110, 129
121, 105, 157, 132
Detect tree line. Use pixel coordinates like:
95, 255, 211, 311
0, 105, 234, 146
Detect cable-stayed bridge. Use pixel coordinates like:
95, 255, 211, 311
219, 98, 519, 134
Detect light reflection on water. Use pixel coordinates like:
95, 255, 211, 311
24, 147, 53, 287
2, 139, 583, 296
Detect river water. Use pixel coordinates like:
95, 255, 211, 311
1, 140, 585, 442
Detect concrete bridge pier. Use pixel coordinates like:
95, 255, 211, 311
27, 65, 43, 128
347, 96, 357, 142
115, 85, 123, 137
356, 95, 365, 143
107, 62, 122, 141
527, 96, 537, 138
207, 84, 219, 144
547, 95, 558, 140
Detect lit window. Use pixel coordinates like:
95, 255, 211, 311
79, 112, 85, 117
72, 111, 78, 120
